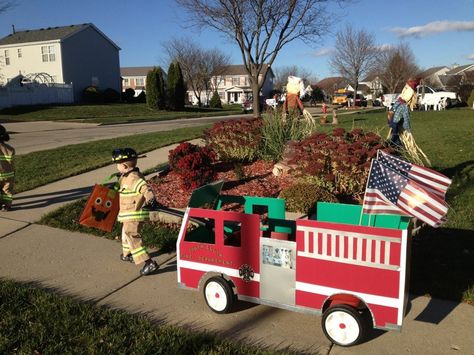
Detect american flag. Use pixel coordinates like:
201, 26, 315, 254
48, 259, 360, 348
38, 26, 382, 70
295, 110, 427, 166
363, 160, 449, 227
377, 150, 452, 198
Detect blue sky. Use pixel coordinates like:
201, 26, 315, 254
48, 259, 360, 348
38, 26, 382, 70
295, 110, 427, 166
1, 0, 473, 80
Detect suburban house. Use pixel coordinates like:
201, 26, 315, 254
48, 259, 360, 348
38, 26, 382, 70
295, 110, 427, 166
0, 23, 121, 101
438, 63, 474, 91
418, 66, 450, 89
121, 66, 155, 96
188, 64, 274, 105
359, 73, 383, 99
315, 77, 349, 100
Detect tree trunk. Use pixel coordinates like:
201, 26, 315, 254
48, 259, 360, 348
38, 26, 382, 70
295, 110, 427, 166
251, 78, 261, 118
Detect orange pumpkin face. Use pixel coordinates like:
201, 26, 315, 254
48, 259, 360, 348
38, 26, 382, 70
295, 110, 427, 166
92, 194, 114, 221
79, 184, 119, 232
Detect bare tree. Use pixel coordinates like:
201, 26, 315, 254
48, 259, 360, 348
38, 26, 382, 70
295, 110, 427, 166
273, 65, 317, 92
163, 38, 229, 106
330, 25, 378, 106
177, 0, 346, 116
376, 43, 419, 94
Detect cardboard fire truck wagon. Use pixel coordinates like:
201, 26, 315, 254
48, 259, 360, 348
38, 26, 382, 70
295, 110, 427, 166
176, 181, 411, 347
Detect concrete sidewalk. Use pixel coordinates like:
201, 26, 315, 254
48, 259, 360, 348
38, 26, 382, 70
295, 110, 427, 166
1, 143, 473, 354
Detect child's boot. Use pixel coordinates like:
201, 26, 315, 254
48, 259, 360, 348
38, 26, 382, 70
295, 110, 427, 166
140, 259, 159, 276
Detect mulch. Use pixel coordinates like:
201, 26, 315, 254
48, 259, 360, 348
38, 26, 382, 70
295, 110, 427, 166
149, 160, 295, 208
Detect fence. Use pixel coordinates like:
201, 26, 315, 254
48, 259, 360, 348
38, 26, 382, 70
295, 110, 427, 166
0, 83, 74, 109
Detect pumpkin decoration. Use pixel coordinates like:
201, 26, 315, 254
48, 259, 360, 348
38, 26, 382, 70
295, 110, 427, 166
79, 184, 119, 232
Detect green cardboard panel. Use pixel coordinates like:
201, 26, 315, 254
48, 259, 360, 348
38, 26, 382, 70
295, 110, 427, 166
187, 180, 225, 209
316, 202, 409, 230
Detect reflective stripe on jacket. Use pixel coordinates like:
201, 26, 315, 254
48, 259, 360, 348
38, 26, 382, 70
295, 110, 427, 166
117, 169, 155, 222
0, 142, 15, 181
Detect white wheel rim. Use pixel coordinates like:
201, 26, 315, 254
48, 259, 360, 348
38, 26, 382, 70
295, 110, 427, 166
205, 281, 228, 312
325, 310, 360, 345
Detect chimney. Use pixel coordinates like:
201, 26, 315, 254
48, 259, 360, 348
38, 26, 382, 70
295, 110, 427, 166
11, 24, 15, 34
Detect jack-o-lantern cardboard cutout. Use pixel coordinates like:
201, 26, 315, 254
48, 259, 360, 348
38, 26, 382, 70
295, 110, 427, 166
79, 184, 119, 232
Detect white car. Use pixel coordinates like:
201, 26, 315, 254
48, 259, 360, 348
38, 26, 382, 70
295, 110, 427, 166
417, 85, 459, 108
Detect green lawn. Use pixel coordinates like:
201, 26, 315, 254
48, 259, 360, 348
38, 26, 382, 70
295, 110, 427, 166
15, 125, 208, 193
0, 279, 284, 355
0, 103, 243, 124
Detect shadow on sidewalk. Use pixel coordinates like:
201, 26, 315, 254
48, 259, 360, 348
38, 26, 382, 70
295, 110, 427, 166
11, 186, 92, 211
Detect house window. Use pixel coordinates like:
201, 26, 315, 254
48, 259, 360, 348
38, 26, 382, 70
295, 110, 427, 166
4, 50, 10, 65
135, 77, 144, 86
17, 48, 22, 58
123, 78, 129, 86
41, 45, 55, 62
232, 77, 240, 86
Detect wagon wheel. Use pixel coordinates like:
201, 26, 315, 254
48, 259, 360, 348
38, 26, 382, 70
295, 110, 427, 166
203, 277, 234, 314
321, 305, 366, 347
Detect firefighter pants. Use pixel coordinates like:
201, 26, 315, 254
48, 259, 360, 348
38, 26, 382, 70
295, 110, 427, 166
121, 221, 150, 265
0, 178, 13, 209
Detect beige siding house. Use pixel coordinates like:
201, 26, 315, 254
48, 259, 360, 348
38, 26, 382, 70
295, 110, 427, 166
120, 66, 154, 96
0, 23, 121, 101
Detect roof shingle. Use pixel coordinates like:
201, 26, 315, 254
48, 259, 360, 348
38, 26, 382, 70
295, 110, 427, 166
0, 24, 91, 45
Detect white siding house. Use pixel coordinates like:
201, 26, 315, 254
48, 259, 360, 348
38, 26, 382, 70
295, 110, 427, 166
0, 23, 121, 101
188, 64, 274, 105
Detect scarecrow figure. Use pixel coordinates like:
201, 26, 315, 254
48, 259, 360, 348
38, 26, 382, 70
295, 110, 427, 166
387, 78, 431, 166
283, 76, 314, 124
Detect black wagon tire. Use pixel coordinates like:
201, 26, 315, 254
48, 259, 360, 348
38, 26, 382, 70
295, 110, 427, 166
203, 277, 234, 314
321, 305, 366, 347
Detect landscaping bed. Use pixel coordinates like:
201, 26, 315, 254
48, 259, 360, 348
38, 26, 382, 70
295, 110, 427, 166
150, 160, 295, 208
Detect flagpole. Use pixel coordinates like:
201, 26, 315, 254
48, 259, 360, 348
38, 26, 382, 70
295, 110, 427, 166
360, 158, 375, 226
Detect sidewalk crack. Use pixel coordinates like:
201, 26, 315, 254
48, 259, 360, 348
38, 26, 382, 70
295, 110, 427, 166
0, 222, 32, 240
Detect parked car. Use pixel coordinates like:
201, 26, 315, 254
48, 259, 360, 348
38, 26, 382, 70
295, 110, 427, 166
242, 98, 253, 113
346, 94, 367, 107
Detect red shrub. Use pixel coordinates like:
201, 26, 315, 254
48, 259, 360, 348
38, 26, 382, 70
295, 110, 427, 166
288, 128, 394, 202
168, 142, 216, 190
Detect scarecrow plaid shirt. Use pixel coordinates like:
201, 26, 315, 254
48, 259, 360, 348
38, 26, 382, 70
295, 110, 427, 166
391, 101, 411, 131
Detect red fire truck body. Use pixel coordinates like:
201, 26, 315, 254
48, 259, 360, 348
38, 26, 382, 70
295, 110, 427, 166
177, 199, 410, 346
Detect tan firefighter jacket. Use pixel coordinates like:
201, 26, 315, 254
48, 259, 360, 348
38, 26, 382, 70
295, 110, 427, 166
0, 142, 15, 181
117, 168, 155, 223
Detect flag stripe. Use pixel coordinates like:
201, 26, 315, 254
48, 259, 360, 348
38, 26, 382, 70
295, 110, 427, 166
404, 184, 448, 213
363, 159, 449, 227
411, 165, 452, 185
377, 150, 452, 198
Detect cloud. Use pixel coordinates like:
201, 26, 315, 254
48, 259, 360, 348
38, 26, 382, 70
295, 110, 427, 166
311, 47, 334, 57
468, 54, 474, 60
392, 20, 474, 38
377, 43, 395, 52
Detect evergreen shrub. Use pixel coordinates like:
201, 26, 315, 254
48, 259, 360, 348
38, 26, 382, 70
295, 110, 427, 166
82, 86, 102, 103
103, 88, 120, 103
209, 91, 222, 108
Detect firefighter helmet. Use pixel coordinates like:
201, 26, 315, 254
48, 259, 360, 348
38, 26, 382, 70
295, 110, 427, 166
112, 148, 138, 163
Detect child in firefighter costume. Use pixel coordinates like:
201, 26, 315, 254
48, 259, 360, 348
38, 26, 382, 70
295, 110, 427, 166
283, 76, 314, 124
0, 124, 14, 211
388, 79, 430, 166
112, 148, 159, 276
